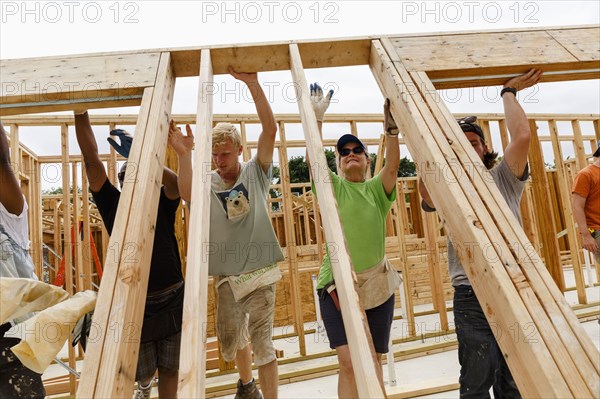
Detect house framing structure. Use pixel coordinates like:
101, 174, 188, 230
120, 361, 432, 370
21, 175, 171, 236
1, 25, 599, 398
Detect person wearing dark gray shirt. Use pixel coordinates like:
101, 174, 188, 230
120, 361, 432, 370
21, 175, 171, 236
419, 69, 542, 398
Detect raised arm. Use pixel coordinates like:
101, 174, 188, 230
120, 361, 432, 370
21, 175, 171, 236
501, 68, 543, 179
380, 99, 400, 196
168, 120, 195, 202
74, 111, 108, 192
228, 67, 277, 171
0, 122, 25, 215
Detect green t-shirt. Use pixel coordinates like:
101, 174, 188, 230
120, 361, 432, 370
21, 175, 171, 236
315, 171, 396, 289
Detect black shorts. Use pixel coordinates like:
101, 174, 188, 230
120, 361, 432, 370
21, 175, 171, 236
319, 291, 395, 354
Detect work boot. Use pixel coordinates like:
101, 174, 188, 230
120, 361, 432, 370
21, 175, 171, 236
234, 378, 263, 399
134, 379, 153, 399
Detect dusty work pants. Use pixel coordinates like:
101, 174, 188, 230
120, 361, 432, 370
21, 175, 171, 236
454, 286, 521, 399
0, 323, 45, 399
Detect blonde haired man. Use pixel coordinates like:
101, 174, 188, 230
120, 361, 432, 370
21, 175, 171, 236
169, 67, 283, 399
212, 122, 242, 147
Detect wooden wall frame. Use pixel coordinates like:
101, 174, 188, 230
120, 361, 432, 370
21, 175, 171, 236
1, 24, 598, 398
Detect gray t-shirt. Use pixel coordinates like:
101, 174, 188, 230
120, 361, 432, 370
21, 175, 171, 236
448, 160, 529, 287
208, 156, 284, 276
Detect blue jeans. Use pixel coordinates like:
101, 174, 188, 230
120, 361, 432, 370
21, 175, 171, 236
453, 286, 521, 399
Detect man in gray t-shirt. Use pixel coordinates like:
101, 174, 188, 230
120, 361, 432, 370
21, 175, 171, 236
169, 67, 282, 399
446, 160, 529, 287
419, 68, 542, 398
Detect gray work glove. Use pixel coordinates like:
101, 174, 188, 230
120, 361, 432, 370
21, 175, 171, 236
107, 129, 133, 158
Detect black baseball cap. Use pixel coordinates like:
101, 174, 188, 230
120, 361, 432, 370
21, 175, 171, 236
594, 140, 600, 158
336, 134, 366, 152
457, 116, 486, 143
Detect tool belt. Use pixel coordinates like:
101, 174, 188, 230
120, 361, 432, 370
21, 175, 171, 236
215, 263, 281, 302
589, 228, 600, 239
318, 281, 342, 311
355, 257, 402, 310
318, 257, 402, 311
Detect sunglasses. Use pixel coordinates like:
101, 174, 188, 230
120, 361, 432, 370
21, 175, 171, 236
339, 146, 365, 157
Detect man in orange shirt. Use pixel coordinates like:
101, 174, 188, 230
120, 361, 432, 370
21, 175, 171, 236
572, 141, 600, 265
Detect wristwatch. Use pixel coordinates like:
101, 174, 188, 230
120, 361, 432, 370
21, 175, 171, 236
501, 87, 517, 97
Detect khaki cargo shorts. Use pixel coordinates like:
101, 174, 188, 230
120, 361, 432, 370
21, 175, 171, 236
216, 281, 276, 366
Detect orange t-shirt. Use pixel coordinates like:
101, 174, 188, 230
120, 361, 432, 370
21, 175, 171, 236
572, 164, 600, 230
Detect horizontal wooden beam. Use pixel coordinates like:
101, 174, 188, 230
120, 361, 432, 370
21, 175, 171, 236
0, 52, 161, 116
3, 113, 599, 126
389, 27, 600, 89
0, 113, 384, 126
172, 38, 372, 77
38, 154, 126, 164
10, 112, 600, 162
0, 97, 143, 117
1, 25, 596, 115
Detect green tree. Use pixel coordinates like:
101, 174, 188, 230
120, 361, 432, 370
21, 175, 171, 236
324, 149, 338, 174
368, 155, 416, 177
398, 156, 416, 177
369, 152, 377, 176
273, 149, 338, 183
288, 155, 310, 184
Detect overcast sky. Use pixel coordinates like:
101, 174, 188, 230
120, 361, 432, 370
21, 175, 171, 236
1, 1, 599, 188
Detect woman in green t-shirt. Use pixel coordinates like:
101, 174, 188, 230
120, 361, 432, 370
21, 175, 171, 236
310, 84, 402, 398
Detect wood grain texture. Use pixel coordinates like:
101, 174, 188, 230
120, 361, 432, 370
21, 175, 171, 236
177, 48, 214, 398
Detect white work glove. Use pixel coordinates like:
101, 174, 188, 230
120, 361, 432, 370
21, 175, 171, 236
310, 83, 334, 122
383, 99, 399, 136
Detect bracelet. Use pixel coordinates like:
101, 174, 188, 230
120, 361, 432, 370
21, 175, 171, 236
500, 87, 517, 97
